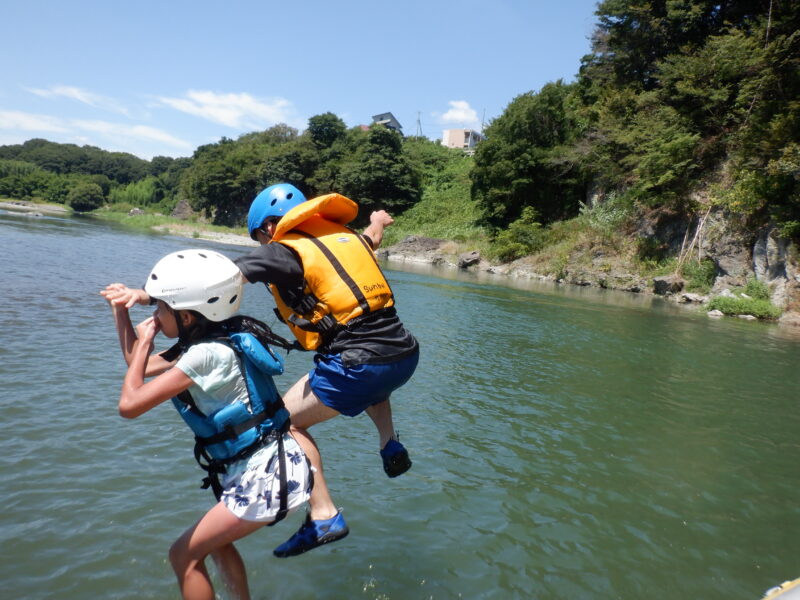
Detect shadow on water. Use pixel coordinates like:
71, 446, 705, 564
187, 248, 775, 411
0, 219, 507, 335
2, 211, 800, 599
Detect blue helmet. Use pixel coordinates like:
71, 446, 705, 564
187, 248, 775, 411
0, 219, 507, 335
247, 183, 306, 240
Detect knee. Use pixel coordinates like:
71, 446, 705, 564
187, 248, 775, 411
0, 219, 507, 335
169, 535, 198, 575
168, 538, 185, 573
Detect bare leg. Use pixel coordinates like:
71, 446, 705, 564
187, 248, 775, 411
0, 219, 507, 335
169, 503, 266, 600
211, 544, 249, 600
365, 399, 397, 449
283, 375, 340, 521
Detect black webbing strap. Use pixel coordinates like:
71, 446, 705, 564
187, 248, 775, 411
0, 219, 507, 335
286, 312, 338, 333
194, 425, 288, 503
272, 430, 289, 525
350, 227, 395, 301
194, 444, 227, 501
196, 412, 268, 446
293, 230, 371, 315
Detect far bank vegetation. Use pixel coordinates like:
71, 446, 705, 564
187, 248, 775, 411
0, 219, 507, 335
1, 1, 797, 319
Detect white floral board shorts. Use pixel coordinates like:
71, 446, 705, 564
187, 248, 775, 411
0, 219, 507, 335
220, 433, 311, 522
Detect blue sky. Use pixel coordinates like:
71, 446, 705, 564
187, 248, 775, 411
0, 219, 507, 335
1, 0, 599, 160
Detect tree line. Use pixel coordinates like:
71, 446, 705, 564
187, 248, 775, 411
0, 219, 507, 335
473, 0, 800, 242
1, 0, 797, 245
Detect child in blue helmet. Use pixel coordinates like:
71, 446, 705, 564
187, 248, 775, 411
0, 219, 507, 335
238, 183, 419, 557
101, 249, 314, 599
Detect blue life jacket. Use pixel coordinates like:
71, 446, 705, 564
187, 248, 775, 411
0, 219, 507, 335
172, 332, 291, 504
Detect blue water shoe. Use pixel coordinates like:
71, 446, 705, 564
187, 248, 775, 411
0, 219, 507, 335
380, 438, 412, 478
273, 511, 349, 558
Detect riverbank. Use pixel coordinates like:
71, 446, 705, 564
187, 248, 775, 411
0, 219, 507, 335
4, 200, 797, 326
149, 222, 258, 247
0, 200, 70, 215
377, 232, 800, 328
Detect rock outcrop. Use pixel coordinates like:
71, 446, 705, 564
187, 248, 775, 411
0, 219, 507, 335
379, 209, 800, 326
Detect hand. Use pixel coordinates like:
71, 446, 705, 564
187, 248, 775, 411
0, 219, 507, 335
101, 284, 151, 309
135, 316, 161, 349
370, 210, 394, 228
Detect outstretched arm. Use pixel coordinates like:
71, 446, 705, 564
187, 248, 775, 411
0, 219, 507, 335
119, 316, 193, 419
362, 210, 394, 249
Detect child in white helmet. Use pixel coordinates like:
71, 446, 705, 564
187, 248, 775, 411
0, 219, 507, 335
101, 249, 316, 600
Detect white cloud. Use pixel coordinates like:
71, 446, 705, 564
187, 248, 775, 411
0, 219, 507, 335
436, 100, 480, 129
26, 85, 131, 116
0, 109, 192, 157
158, 90, 299, 129
0, 109, 69, 132
71, 120, 193, 150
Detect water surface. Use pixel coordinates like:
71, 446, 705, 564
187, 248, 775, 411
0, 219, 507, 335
1, 209, 798, 599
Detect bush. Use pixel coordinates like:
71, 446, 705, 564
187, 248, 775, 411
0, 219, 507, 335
578, 191, 631, 234
490, 206, 545, 262
744, 277, 771, 301
636, 236, 669, 263
681, 259, 716, 293
707, 295, 781, 319
66, 182, 105, 212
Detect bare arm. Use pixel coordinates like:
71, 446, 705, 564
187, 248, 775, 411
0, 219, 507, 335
100, 284, 174, 376
119, 316, 194, 419
362, 210, 394, 249
101, 283, 151, 309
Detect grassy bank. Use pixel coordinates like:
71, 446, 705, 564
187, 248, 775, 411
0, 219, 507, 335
383, 157, 492, 254
92, 207, 250, 240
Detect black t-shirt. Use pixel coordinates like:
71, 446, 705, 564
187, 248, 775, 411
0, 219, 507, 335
234, 241, 418, 366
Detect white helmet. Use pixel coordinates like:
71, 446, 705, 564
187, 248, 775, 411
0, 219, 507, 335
144, 249, 243, 322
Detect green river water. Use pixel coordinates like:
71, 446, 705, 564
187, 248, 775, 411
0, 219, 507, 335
1, 208, 799, 599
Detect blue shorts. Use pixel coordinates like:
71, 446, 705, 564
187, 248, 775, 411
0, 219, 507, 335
308, 350, 419, 417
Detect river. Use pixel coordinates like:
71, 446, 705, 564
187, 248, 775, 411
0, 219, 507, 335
1, 208, 799, 599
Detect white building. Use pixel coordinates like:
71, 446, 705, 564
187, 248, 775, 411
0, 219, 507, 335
442, 129, 484, 152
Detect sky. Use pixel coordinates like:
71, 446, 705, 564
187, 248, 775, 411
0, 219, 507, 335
0, 0, 599, 160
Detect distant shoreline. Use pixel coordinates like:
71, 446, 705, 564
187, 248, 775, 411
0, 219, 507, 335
0, 200, 69, 214
4, 200, 797, 328
149, 223, 257, 248
0, 201, 258, 247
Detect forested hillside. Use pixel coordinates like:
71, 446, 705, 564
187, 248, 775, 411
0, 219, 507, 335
2, 0, 797, 266
473, 0, 799, 239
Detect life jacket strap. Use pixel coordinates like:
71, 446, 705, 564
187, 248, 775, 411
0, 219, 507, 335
293, 230, 372, 315
286, 312, 339, 334
193, 420, 290, 502
268, 431, 289, 525
290, 293, 319, 315
195, 411, 269, 447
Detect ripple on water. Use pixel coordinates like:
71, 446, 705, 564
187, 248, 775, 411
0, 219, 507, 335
4, 216, 800, 599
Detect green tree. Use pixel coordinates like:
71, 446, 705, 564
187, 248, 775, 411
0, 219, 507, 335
0, 138, 149, 183
585, 0, 765, 91
308, 112, 347, 148
337, 125, 421, 221
471, 81, 587, 228
402, 136, 463, 188
179, 126, 320, 226
67, 182, 105, 212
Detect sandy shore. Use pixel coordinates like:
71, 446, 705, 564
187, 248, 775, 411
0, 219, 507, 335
0, 200, 69, 214
150, 223, 258, 247
0, 201, 258, 247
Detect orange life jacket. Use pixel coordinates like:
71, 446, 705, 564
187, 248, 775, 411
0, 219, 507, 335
269, 193, 394, 350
